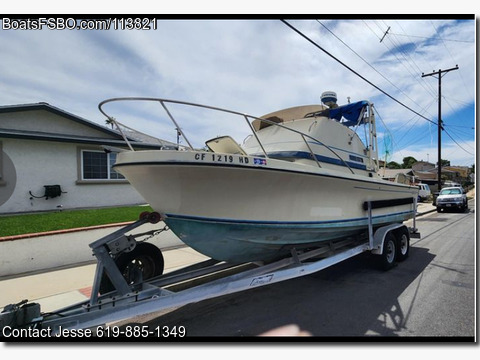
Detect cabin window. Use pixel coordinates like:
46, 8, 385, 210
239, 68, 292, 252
349, 154, 364, 163
81, 150, 124, 180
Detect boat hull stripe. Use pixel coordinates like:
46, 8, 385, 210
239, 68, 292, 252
164, 210, 415, 226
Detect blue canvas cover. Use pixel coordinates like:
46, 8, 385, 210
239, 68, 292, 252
329, 100, 369, 127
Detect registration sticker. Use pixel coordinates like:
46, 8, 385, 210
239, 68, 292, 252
254, 158, 267, 165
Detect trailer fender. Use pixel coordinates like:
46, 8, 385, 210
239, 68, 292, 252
370, 224, 407, 255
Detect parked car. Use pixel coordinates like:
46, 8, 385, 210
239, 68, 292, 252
417, 183, 431, 202
443, 181, 462, 188
436, 186, 468, 213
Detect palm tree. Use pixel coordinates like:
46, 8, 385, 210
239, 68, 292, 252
105, 117, 116, 129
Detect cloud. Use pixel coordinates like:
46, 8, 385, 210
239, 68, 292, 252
0, 18, 475, 166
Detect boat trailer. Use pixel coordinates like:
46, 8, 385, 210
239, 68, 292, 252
1, 201, 419, 337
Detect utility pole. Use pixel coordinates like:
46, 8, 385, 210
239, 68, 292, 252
422, 65, 459, 191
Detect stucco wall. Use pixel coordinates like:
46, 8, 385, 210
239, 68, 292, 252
0, 138, 147, 214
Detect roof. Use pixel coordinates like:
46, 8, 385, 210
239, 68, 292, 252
0, 102, 119, 138
377, 168, 413, 178
0, 102, 160, 149
0, 128, 158, 148
413, 170, 437, 181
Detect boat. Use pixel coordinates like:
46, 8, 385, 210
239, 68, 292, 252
98, 92, 418, 263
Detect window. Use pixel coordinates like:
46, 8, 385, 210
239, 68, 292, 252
81, 150, 124, 180
0, 141, 3, 181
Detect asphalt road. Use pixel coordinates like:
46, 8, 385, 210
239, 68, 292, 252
124, 200, 475, 339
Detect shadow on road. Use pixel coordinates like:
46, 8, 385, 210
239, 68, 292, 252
133, 246, 436, 338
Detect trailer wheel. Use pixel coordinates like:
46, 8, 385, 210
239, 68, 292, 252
99, 242, 164, 294
395, 227, 410, 262
378, 232, 396, 271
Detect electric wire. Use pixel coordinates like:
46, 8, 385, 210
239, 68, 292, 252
443, 128, 474, 156
374, 20, 436, 98
378, 20, 438, 99
316, 20, 432, 118
280, 19, 438, 126
364, 20, 438, 100
388, 32, 474, 43
282, 19, 474, 165
430, 21, 471, 94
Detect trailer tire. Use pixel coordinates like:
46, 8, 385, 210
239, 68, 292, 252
378, 232, 397, 271
395, 227, 410, 262
99, 243, 164, 294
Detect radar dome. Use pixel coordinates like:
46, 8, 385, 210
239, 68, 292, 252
321, 91, 338, 108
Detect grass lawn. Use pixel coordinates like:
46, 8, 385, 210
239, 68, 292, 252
0, 205, 153, 237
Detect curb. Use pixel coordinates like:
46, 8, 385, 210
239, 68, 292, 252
0, 221, 134, 242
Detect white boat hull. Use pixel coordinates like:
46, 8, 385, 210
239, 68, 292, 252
114, 151, 418, 262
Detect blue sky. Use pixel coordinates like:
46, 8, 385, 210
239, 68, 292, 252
0, 15, 475, 168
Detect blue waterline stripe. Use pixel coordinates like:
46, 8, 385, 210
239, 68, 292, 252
165, 210, 414, 226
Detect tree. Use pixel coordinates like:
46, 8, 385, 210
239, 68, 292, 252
440, 159, 450, 167
386, 161, 401, 169
402, 156, 417, 169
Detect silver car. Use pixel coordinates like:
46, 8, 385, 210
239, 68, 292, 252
436, 186, 468, 213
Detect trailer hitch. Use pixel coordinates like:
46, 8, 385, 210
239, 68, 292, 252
0, 300, 41, 333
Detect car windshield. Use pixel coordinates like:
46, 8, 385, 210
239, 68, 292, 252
440, 188, 461, 195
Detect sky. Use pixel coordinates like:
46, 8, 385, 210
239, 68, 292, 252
0, 14, 476, 168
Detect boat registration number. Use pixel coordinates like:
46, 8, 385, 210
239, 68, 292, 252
193, 153, 267, 166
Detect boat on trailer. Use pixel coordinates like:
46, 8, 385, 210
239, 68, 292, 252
99, 92, 418, 263
0, 92, 420, 334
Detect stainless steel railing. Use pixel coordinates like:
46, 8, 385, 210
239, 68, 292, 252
98, 97, 355, 174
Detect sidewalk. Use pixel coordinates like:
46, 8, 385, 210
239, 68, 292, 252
416, 201, 436, 215
0, 246, 209, 313
1, 201, 437, 313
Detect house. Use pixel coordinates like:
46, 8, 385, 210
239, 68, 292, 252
412, 161, 435, 172
377, 168, 415, 184
0, 102, 161, 214
410, 162, 472, 192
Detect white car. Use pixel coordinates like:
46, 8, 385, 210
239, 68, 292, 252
436, 187, 468, 213
417, 183, 431, 201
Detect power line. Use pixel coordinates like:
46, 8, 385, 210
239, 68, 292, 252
443, 128, 474, 156
280, 19, 438, 126
430, 21, 471, 101
378, 20, 437, 99
316, 20, 431, 117
389, 32, 474, 43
